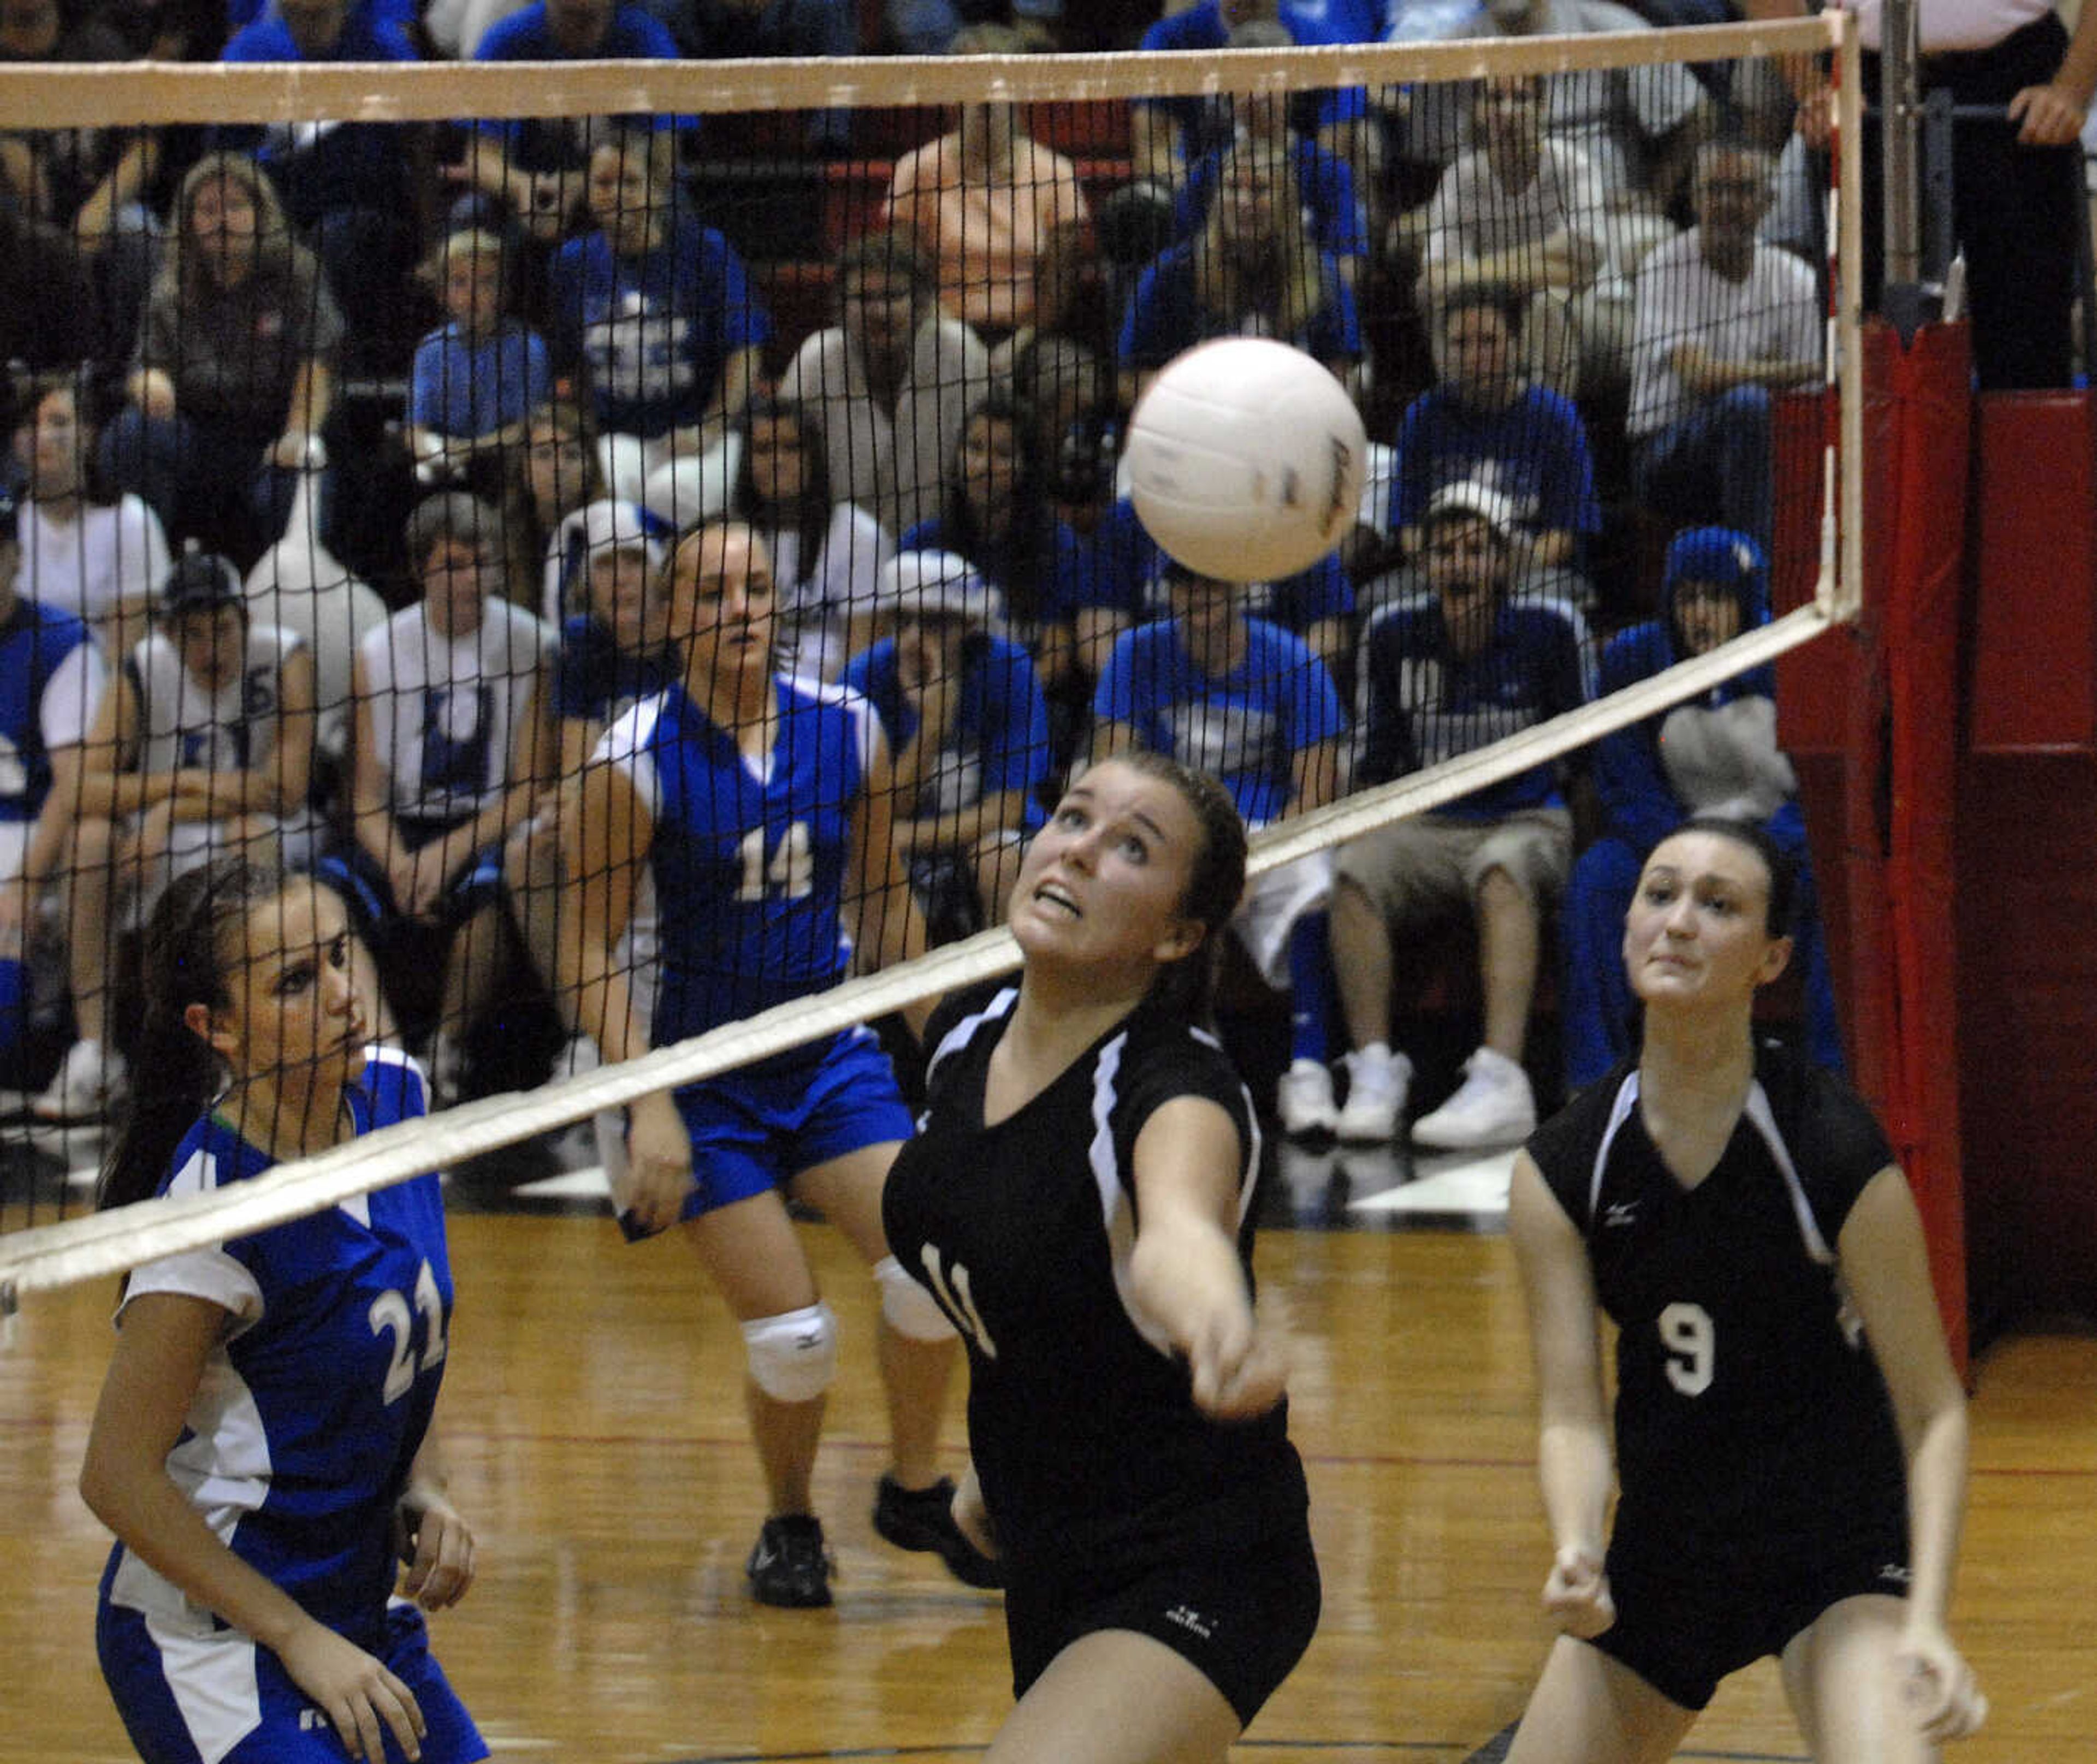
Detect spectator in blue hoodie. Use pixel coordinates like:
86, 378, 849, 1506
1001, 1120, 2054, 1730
1329, 478, 1590, 1151
1560, 525, 1841, 1091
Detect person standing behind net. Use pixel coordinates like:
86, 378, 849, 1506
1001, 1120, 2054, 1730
559, 520, 998, 1607
881, 750, 1320, 1763
80, 856, 486, 1764
1503, 817, 1986, 1764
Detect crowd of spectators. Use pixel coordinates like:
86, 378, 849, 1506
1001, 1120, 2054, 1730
2, 0, 1952, 1145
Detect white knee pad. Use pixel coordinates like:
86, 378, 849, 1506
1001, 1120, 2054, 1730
875, 1254, 956, 1343
741, 1302, 838, 1403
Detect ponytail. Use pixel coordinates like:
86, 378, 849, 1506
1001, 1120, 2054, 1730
97, 857, 283, 1211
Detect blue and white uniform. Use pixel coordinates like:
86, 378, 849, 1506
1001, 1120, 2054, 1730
595, 675, 914, 1223
96, 1047, 486, 1764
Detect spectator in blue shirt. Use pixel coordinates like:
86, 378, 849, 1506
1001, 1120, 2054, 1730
1365, 282, 1601, 616
1091, 495, 1355, 680
1168, 17, 1372, 286
840, 550, 1052, 938
452, 0, 689, 246
410, 228, 554, 490
1561, 525, 1841, 1090
1130, 0, 1379, 211
216, 0, 419, 353
547, 124, 769, 525
1118, 134, 1364, 411
1330, 478, 1589, 1150
1092, 559, 1349, 1136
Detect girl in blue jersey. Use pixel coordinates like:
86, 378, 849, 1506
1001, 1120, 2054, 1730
881, 751, 1319, 1761
81, 856, 484, 1764
1505, 820, 1984, 1764
560, 519, 993, 1608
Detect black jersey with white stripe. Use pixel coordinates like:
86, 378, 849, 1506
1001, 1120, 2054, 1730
1525, 1040, 1908, 1566
882, 985, 1307, 1571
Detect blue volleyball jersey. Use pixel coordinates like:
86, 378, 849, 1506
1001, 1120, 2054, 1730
0, 596, 104, 827
101, 1048, 452, 1647
597, 676, 877, 1044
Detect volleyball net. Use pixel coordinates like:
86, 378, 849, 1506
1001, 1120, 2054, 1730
0, 13, 1860, 1297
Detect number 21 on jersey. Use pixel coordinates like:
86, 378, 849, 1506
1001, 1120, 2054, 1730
370, 1260, 448, 1403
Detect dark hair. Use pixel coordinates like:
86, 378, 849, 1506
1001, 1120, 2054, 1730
1439, 280, 1525, 338
834, 225, 934, 304
98, 857, 288, 1212
1092, 750, 1249, 1025
731, 394, 833, 573
944, 391, 1051, 625
1668, 815, 1797, 937
405, 491, 499, 581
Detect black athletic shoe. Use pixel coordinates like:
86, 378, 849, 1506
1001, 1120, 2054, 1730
745, 1514, 834, 1608
872, 1474, 1004, 1589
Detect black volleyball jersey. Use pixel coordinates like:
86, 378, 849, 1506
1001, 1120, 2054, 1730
882, 986, 1307, 1570
1524, 1041, 1909, 1567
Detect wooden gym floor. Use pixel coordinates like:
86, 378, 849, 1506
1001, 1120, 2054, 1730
3, 1141, 2094, 1761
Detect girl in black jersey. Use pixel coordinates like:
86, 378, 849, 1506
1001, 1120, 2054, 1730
1504, 818, 1985, 1763
882, 751, 1320, 1763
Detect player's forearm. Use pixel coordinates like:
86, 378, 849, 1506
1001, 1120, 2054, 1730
1536, 1419, 1614, 1557
80, 1463, 319, 1658
1902, 1399, 1971, 1628
1128, 1216, 1254, 1359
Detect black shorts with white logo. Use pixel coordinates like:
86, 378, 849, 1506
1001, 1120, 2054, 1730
1004, 1510, 1322, 1727
1592, 1516, 1912, 1711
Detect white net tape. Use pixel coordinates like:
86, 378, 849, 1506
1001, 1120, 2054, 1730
2, 603, 1837, 1300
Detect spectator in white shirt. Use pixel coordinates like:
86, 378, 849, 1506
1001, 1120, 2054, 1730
12, 371, 169, 657
1626, 142, 1820, 556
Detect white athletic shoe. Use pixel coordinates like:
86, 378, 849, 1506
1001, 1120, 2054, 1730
1276, 1059, 1339, 1137
1411, 1047, 1536, 1150
1335, 1044, 1412, 1143
33, 1038, 126, 1122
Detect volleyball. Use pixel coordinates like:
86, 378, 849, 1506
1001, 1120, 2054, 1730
1124, 338, 1367, 584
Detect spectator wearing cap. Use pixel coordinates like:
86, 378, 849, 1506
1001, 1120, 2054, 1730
1328, 477, 1590, 1151
1560, 525, 1841, 1090
408, 228, 555, 493
839, 550, 1052, 938
11, 369, 170, 657
509, 496, 674, 1090
1365, 282, 1601, 619
335, 491, 559, 1098
727, 395, 893, 684
1090, 555, 1349, 1139
0, 484, 119, 1119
